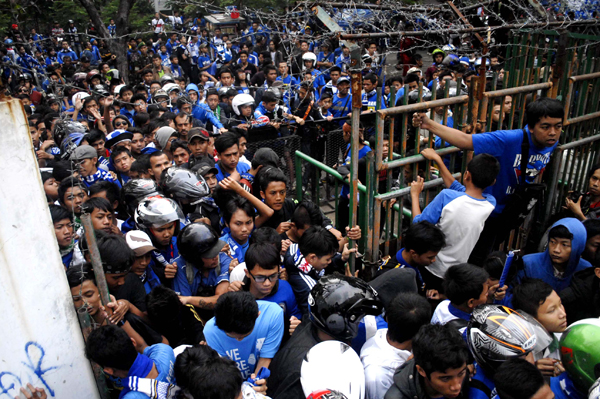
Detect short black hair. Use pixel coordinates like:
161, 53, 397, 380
584, 218, 600, 240
58, 177, 87, 205
133, 112, 150, 127
525, 97, 564, 129
467, 153, 500, 189
85, 325, 138, 371
494, 358, 547, 399
262, 91, 277, 104
386, 293, 431, 344
131, 154, 151, 174
512, 278, 554, 318
246, 243, 280, 272
330, 66, 341, 74
110, 145, 133, 162
82, 197, 114, 215
175, 346, 242, 399
50, 204, 72, 224
249, 226, 282, 253
548, 224, 573, 241
388, 75, 403, 85
291, 200, 323, 230
214, 132, 239, 154
404, 73, 420, 85
412, 323, 470, 377
482, 251, 506, 280
364, 73, 377, 85
299, 225, 338, 258
222, 195, 256, 225
96, 234, 135, 273
88, 181, 121, 207
87, 129, 106, 144
443, 263, 489, 306
66, 262, 96, 288
170, 139, 190, 154
259, 167, 287, 192
214, 291, 259, 334
403, 221, 446, 254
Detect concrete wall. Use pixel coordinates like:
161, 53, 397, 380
0, 99, 100, 398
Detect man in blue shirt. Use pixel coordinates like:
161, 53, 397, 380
85, 325, 175, 399
57, 40, 78, 62
214, 132, 250, 182
204, 291, 284, 380
230, 243, 302, 322
413, 97, 564, 265
330, 76, 352, 127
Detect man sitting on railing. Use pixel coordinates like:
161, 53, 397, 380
413, 97, 564, 265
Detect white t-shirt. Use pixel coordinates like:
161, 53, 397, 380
152, 18, 165, 34
360, 328, 411, 399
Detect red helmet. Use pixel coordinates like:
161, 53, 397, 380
307, 390, 348, 399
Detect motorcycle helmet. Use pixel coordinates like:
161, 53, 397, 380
86, 70, 102, 84
306, 391, 348, 399
232, 93, 255, 116
53, 120, 88, 148
163, 83, 181, 96
467, 305, 547, 373
178, 222, 226, 261
160, 75, 175, 85
160, 167, 210, 205
559, 318, 600, 393
61, 132, 85, 160
431, 48, 446, 58
301, 341, 365, 399
442, 44, 457, 53
308, 274, 383, 341
134, 196, 185, 236
302, 52, 317, 64
121, 179, 159, 217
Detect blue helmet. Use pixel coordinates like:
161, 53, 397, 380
4, 39, 13, 46
61, 133, 85, 160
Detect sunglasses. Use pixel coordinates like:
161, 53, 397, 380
114, 121, 128, 127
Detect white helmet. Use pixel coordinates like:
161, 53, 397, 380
300, 341, 365, 399
72, 91, 90, 104
163, 83, 181, 95
302, 52, 317, 63
114, 84, 125, 96
442, 44, 457, 53
232, 93, 255, 116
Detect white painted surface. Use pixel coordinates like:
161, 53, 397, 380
0, 99, 100, 398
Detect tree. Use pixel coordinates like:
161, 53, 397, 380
76, 0, 136, 83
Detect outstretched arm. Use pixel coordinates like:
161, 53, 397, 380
413, 112, 473, 150
421, 148, 455, 188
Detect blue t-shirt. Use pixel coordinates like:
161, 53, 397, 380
121, 344, 175, 399
204, 300, 284, 379
340, 144, 372, 197
469, 363, 496, 399
550, 373, 586, 399
472, 126, 558, 215
221, 232, 249, 264
172, 254, 230, 296
262, 280, 302, 320
215, 161, 251, 182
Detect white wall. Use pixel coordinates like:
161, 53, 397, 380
0, 99, 100, 398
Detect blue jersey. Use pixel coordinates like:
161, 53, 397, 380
172, 254, 230, 296
472, 126, 558, 215
121, 344, 175, 399
204, 301, 284, 379
221, 231, 249, 264
215, 161, 250, 182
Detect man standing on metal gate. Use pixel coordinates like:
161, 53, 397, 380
412, 97, 564, 265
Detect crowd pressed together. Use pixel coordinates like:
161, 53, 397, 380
4, 9, 600, 399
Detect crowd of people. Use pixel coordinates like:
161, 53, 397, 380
4, 8, 600, 399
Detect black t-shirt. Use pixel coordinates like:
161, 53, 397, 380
112, 273, 148, 312
267, 322, 321, 399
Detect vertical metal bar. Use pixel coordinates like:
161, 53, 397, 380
373, 198, 382, 266
295, 153, 303, 202
348, 71, 363, 274
81, 214, 112, 311
551, 31, 568, 99
365, 152, 376, 266
77, 309, 110, 399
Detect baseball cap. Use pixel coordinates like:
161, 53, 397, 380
106, 129, 134, 149
125, 230, 157, 257
188, 127, 210, 142
337, 76, 350, 84
80, 55, 91, 63
407, 67, 422, 75
194, 161, 218, 177
71, 145, 97, 161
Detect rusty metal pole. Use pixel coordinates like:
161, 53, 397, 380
348, 71, 363, 274
77, 308, 110, 399
551, 30, 569, 99
81, 214, 112, 313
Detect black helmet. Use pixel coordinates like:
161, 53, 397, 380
161, 167, 210, 205
53, 120, 88, 147
309, 274, 383, 341
135, 196, 184, 233
19, 72, 33, 81
121, 178, 159, 217
178, 222, 226, 262
467, 305, 552, 373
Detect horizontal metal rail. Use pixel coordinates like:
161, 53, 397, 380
375, 173, 463, 202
